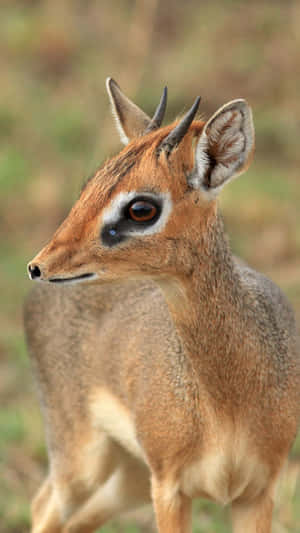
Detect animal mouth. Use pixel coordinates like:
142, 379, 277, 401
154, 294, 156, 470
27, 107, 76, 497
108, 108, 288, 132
48, 273, 97, 284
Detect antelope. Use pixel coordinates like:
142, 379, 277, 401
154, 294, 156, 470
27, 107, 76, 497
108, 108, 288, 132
25, 78, 300, 533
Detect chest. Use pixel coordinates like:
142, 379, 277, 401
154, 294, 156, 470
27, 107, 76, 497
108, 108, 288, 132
180, 426, 270, 504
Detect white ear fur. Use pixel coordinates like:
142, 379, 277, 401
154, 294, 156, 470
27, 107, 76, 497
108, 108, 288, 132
189, 99, 254, 195
106, 78, 152, 145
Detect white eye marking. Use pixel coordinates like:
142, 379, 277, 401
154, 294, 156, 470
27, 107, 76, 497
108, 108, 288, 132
102, 191, 172, 237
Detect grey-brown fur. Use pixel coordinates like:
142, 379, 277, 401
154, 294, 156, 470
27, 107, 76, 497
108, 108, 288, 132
24, 82, 300, 533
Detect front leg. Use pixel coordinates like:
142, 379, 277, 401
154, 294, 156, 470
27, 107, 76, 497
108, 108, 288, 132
231, 491, 274, 533
31, 477, 62, 533
151, 477, 192, 533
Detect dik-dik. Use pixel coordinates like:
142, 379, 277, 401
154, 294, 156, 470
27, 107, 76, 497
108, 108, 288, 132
25, 79, 300, 533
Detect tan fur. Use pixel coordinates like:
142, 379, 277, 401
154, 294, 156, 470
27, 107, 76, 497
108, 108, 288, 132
181, 425, 270, 504
90, 388, 145, 461
25, 83, 300, 533
231, 490, 275, 533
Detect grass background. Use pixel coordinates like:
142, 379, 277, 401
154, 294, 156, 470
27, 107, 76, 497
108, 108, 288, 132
0, 0, 299, 531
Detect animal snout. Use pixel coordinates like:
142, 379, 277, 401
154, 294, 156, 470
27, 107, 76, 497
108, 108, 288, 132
28, 263, 42, 280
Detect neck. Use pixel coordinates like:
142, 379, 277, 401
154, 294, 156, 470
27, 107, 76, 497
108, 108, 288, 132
156, 213, 243, 362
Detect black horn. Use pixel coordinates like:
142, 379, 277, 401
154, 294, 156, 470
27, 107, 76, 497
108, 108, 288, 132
158, 96, 201, 156
144, 87, 168, 133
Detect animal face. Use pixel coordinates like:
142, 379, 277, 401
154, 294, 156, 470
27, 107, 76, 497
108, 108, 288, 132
27, 79, 254, 285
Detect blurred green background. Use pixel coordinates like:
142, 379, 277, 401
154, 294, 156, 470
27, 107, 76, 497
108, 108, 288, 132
0, 1, 300, 531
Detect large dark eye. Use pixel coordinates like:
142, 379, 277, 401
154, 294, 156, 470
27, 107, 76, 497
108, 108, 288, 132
128, 201, 157, 222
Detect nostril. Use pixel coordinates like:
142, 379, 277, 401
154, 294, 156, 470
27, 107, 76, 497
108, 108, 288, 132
28, 264, 41, 280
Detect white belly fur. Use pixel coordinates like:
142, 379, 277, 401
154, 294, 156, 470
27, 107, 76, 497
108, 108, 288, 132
89, 388, 146, 462
181, 428, 270, 504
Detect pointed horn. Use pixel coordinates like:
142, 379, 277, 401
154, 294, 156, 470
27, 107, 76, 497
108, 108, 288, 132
158, 96, 201, 156
144, 87, 168, 133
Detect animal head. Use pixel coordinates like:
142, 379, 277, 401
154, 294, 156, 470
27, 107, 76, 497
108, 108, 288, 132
28, 78, 254, 284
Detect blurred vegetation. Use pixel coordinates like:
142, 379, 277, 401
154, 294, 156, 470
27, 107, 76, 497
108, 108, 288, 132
0, 0, 299, 531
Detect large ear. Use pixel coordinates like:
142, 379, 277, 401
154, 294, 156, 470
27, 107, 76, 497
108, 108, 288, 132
189, 99, 254, 194
106, 78, 152, 145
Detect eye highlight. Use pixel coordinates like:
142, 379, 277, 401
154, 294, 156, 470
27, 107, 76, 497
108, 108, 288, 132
128, 201, 158, 222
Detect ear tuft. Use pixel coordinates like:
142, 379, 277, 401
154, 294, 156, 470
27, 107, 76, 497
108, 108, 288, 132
189, 99, 254, 194
106, 77, 151, 145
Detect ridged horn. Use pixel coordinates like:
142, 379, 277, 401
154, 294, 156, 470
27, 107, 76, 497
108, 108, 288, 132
144, 87, 168, 133
158, 96, 201, 156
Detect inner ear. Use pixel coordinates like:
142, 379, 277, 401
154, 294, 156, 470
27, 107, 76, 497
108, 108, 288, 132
189, 99, 255, 192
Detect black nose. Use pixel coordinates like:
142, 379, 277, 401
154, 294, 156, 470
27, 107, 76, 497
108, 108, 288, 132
28, 263, 41, 280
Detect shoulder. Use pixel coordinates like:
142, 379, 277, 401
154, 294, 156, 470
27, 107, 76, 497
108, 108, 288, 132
234, 256, 297, 342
